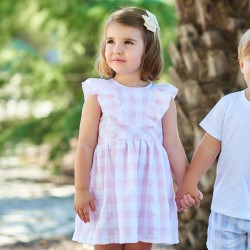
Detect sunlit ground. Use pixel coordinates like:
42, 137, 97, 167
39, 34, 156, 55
0, 157, 75, 246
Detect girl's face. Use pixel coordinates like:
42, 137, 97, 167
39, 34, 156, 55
105, 22, 145, 80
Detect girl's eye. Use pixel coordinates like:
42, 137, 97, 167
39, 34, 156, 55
106, 40, 114, 44
125, 41, 133, 45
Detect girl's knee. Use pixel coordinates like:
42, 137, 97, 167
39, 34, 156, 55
124, 242, 152, 250
94, 244, 123, 250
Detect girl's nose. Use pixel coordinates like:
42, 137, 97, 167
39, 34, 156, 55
113, 44, 124, 54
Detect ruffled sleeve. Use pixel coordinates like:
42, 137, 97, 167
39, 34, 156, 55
146, 83, 178, 127
81, 78, 126, 125
82, 78, 109, 101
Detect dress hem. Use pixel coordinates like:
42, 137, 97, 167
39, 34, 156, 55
72, 235, 179, 245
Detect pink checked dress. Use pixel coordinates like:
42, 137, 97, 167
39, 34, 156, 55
73, 78, 179, 244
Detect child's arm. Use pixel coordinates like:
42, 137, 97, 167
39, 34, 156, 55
176, 133, 221, 209
162, 99, 189, 186
163, 99, 202, 210
74, 95, 101, 223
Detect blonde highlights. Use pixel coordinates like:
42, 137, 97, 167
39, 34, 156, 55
95, 7, 163, 81
238, 29, 250, 60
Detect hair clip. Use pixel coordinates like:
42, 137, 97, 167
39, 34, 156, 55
142, 10, 160, 33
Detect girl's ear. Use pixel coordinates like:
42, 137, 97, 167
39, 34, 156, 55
239, 58, 244, 73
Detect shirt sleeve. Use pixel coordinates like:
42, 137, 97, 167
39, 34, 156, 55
199, 98, 226, 141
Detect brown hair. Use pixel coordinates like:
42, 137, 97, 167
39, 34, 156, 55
238, 29, 250, 60
95, 7, 163, 81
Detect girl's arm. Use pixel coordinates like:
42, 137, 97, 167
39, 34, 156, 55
176, 133, 221, 207
74, 95, 101, 223
162, 99, 189, 186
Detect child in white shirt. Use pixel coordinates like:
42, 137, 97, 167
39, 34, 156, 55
176, 29, 250, 250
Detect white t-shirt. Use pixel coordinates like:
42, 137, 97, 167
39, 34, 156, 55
200, 90, 250, 220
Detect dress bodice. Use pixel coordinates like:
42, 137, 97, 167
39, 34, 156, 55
82, 78, 178, 145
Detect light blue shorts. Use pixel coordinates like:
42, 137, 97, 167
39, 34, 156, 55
207, 211, 250, 250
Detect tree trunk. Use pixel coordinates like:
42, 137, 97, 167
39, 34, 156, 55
169, 1, 250, 249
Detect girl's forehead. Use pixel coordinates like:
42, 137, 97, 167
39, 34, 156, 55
106, 22, 143, 38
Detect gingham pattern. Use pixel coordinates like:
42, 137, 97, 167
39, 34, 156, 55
207, 211, 250, 250
73, 78, 179, 244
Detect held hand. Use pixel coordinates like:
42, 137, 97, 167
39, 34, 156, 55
177, 192, 203, 212
74, 189, 96, 223
176, 181, 203, 211
177, 194, 195, 212
176, 180, 200, 203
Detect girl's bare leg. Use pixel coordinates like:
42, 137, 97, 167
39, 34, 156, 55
94, 244, 124, 250
124, 242, 152, 250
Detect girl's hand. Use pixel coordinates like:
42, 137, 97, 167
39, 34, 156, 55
176, 181, 203, 211
177, 192, 203, 212
177, 194, 195, 212
176, 191, 203, 212
74, 189, 96, 223
176, 181, 200, 203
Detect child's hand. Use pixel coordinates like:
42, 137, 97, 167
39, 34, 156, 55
177, 194, 195, 212
74, 189, 96, 223
176, 180, 203, 211
177, 192, 203, 212
176, 182, 201, 203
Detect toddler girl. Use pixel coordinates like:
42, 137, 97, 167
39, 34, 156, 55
73, 7, 192, 250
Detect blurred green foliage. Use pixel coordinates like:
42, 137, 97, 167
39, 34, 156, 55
0, 0, 177, 167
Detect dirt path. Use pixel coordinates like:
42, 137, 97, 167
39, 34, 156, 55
0, 163, 75, 247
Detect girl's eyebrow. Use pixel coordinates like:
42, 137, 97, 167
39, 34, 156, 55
106, 37, 137, 42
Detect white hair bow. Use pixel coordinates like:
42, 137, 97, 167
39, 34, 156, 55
142, 10, 160, 33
